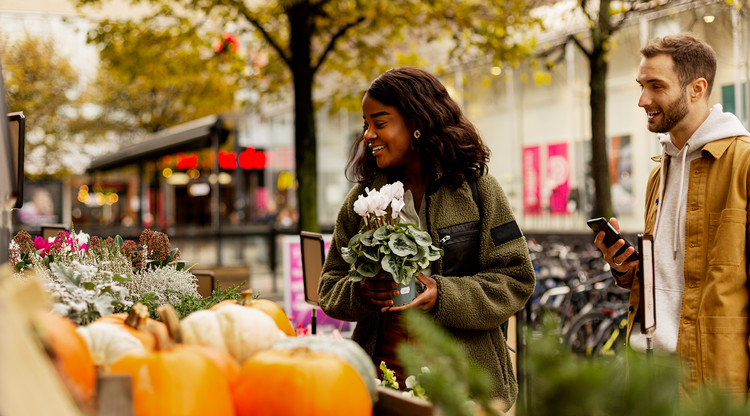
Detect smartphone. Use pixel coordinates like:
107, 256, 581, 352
586, 217, 638, 262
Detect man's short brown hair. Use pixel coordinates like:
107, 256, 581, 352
640, 32, 717, 97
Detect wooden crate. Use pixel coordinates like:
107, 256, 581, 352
374, 386, 434, 416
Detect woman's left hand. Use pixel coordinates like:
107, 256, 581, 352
384, 273, 437, 313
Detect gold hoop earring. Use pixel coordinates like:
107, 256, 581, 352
413, 130, 421, 139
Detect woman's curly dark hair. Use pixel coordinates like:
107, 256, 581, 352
346, 66, 490, 187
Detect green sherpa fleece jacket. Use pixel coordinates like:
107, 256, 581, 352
318, 170, 536, 405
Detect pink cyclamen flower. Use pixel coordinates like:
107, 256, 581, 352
34, 236, 48, 251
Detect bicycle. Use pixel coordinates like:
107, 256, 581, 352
564, 302, 628, 356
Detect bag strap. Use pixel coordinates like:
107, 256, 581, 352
466, 172, 511, 342
468, 172, 483, 218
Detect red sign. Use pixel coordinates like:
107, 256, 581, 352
523, 146, 540, 215
238, 148, 266, 170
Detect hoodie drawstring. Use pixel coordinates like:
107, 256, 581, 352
653, 147, 667, 240
672, 143, 689, 259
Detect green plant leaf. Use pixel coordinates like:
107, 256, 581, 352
400, 264, 417, 285
410, 228, 434, 247
357, 260, 380, 278
408, 248, 425, 262
363, 247, 380, 262
360, 229, 376, 247
389, 233, 418, 257
381, 253, 402, 280
373, 226, 392, 240
426, 247, 443, 261
348, 233, 362, 247
341, 246, 357, 264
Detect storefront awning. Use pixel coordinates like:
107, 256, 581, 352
87, 114, 231, 172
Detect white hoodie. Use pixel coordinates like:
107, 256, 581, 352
630, 104, 750, 353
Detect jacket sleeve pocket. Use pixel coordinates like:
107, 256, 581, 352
438, 221, 481, 276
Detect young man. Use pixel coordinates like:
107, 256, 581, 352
594, 32, 750, 396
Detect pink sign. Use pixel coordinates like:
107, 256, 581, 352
547, 143, 569, 214
523, 146, 541, 215
284, 236, 352, 334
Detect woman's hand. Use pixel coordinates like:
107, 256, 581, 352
360, 272, 400, 308
386, 273, 437, 313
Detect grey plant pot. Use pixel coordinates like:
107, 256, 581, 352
391, 277, 417, 307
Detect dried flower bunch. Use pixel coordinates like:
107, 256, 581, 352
9, 228, 198, 324
341, 182, 443, 286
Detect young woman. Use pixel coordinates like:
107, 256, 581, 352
317, 67, 535, 406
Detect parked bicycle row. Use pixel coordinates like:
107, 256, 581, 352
525, 238, 630, 357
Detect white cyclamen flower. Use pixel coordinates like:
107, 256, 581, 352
390, 181, 405, 200
353, 194, 370, 218
379, 183, 395, 202
363, 189, 378, 212
370, 191, 389, 217
391, 198, 405, 219
75, 231, 90, 247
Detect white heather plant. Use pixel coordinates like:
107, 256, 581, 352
342, 181, 443, 286
9, 228, 199, 325
45, 261, 132, 325
127, 266, 199, 305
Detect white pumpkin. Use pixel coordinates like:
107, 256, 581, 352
181, 304, 285, 363
76, 322, 145, 368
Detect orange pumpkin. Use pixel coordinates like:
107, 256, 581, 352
233, 347, 372, 416
211, 290, 296, 337
34, 311, 97, 406
94, 303, 166, 349
191, 344, 241, 388
108, 305, 236, 416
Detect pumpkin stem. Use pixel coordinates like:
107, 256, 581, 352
155, 304, 182, 349
124, 303, 149, 330
237, 290, 255, 306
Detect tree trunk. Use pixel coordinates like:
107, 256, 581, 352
288, 3, 319, 233
589, 44, 614, 219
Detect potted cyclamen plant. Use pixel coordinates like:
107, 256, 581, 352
341, 182, 443, 306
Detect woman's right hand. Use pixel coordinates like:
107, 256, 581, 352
360, 272, 400, 308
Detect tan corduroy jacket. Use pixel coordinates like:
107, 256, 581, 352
615, 136, 750, 397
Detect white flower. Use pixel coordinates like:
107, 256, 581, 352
391, 181, 405, 200
75, 231, 90, 247
379, 183, 395, 201
353, 194, 369, 218
351, 181, 410, 226
371, 191, 389, 217
405, 375, 417, 389
391, 198, 405, 219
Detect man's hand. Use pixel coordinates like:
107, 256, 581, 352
593, 217, 638, 274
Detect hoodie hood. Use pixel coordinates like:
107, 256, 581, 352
658, 103, 750, 157
653, 104, 750, 252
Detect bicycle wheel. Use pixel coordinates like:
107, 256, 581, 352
563, 311, 610, 356
592, 313, 628, 356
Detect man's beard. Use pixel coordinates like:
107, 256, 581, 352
649, 90, 689, 133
